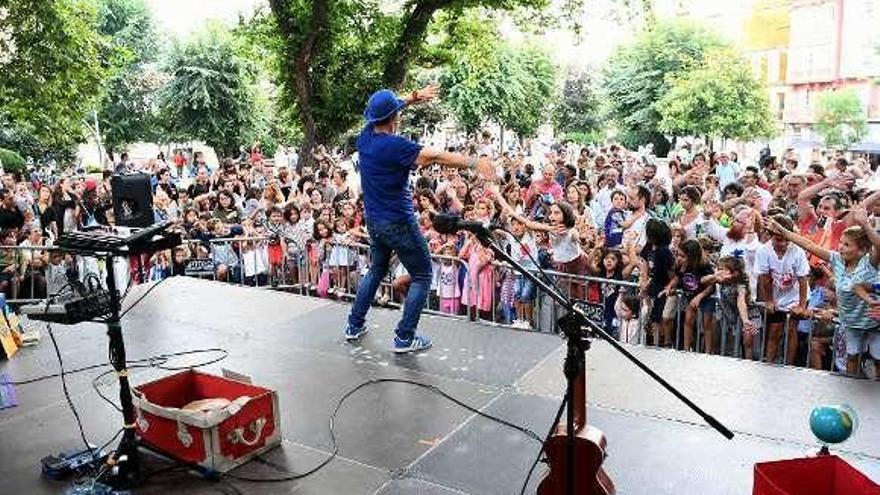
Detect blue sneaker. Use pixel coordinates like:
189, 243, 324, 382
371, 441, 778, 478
392, 335, 433, 353
344, 324, 369, 341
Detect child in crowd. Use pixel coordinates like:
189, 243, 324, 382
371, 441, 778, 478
437, 243, 461, 315
311, 220, 333, 296
284, 205, 310, 286
504, 201, 587, 300
505, 217, 539, 328
796, 267, 838, 369
767, 207, 879, 377
460, 230, 495, 321
712, 255, 757, 359
328, 216, 354, 296
673, 239, 717, 353
639, 219, 675, 347
756, 214, 810, 365
603, 190, 628, 248
265, 206, 288, 287
615, 293, 641, 344
240, 218, 268, 286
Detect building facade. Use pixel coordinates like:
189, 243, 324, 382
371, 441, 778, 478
784, 0, 880, 149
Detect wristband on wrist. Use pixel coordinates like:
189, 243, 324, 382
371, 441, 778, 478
411, 91, 419, 102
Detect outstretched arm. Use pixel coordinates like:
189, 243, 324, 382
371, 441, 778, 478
765, 217, 831, 262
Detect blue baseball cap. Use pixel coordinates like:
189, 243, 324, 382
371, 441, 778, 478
364, 89, 406, 123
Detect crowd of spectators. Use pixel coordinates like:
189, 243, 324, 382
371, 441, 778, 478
2, 137, 879, 378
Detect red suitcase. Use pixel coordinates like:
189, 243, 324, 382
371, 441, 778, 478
132, 370, 281, 472
754, 455, 880, 495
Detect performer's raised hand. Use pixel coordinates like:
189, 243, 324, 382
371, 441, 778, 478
410, 85, 440, 104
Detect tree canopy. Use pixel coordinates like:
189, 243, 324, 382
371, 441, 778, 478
658, 48, 775, 141
95, 0, 163, 156
158, 26, 257, 159
814, 89, 869, 149
553, 70, 603, 143
0, 0, 112, 159
602, 20, 723, 155
266, 0, 552, 166
442, 42, 556, 139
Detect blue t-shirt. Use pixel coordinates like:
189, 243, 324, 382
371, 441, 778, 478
830, 251, 876, 331
604, 208, 625, 248
356, 125, 422, 223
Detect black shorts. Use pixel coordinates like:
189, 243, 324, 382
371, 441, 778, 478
766, 311, 800, 325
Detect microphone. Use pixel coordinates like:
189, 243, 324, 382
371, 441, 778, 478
431, 213, 501, 236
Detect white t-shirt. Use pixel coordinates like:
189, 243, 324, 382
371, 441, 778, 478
627, 212, 648, 250
550, 228, 581, 264
754, 243, 810, 311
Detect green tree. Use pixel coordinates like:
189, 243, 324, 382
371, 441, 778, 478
658, 48, 775, 142
442, 42, 556, 142
602, 20, 723, 155
0, 0, 112, 159
0, 148, 26, 176
266, 0, 551, 167
233, 9, 303, 154
814, 89, 869, 149
497, 45, 556, 139
400, 68, 447, 139
98, 67, 168, 156
94, 0, 163, 158
553, 70, 603, 140
158, 26, 257, 159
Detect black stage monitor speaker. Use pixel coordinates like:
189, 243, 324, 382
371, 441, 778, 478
111, 174, 154, 228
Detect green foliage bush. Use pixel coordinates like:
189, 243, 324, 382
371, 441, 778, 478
0, 148, 27, 176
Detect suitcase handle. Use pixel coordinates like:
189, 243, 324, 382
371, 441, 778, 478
228, 417, 267, 447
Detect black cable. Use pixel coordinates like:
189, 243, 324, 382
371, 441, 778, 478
117, 276, 170, 319
519, 393, 568, 495
90, 349, 230, 412
223, 378, 542, 484
47, 322, 94, 458
5, 348, 229, 386
37, 282, 95, 457
97, 428, 124, 454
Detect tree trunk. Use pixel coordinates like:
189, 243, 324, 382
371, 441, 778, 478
498, 123, 504, 155
383, 0, 454, 89
270, 0, 329, 172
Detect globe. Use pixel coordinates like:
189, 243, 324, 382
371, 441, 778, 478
809, 404, 858, 445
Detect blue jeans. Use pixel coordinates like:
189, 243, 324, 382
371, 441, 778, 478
348, 218, 432, 342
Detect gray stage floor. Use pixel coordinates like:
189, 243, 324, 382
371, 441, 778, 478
1, 277, 878, 494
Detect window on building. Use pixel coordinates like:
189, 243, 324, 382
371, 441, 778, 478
778, 52, 788, 83
777, 93, 786, 121
760, 56, 769, 81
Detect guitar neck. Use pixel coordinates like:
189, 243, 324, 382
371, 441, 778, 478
573, 370, 586, 430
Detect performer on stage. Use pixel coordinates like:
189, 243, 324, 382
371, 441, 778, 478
344, 86, 492, 352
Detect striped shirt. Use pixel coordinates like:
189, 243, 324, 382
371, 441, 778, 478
830, 252, 877, 331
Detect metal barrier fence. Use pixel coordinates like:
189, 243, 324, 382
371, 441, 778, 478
0, 238, 853, 375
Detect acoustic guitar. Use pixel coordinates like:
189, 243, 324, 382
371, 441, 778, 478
536, 357, 614, 494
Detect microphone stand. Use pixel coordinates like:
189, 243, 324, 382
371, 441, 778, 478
468, 227, 733, 495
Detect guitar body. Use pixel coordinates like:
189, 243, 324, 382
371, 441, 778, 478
536, 352, 614, 495
536, 424, 614, 495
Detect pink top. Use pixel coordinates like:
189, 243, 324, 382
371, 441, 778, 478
459, 239, 495, 311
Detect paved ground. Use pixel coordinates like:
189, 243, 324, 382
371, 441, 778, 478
1, 277, 877, 494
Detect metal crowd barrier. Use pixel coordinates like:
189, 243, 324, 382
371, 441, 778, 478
0, 238, 853, 376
